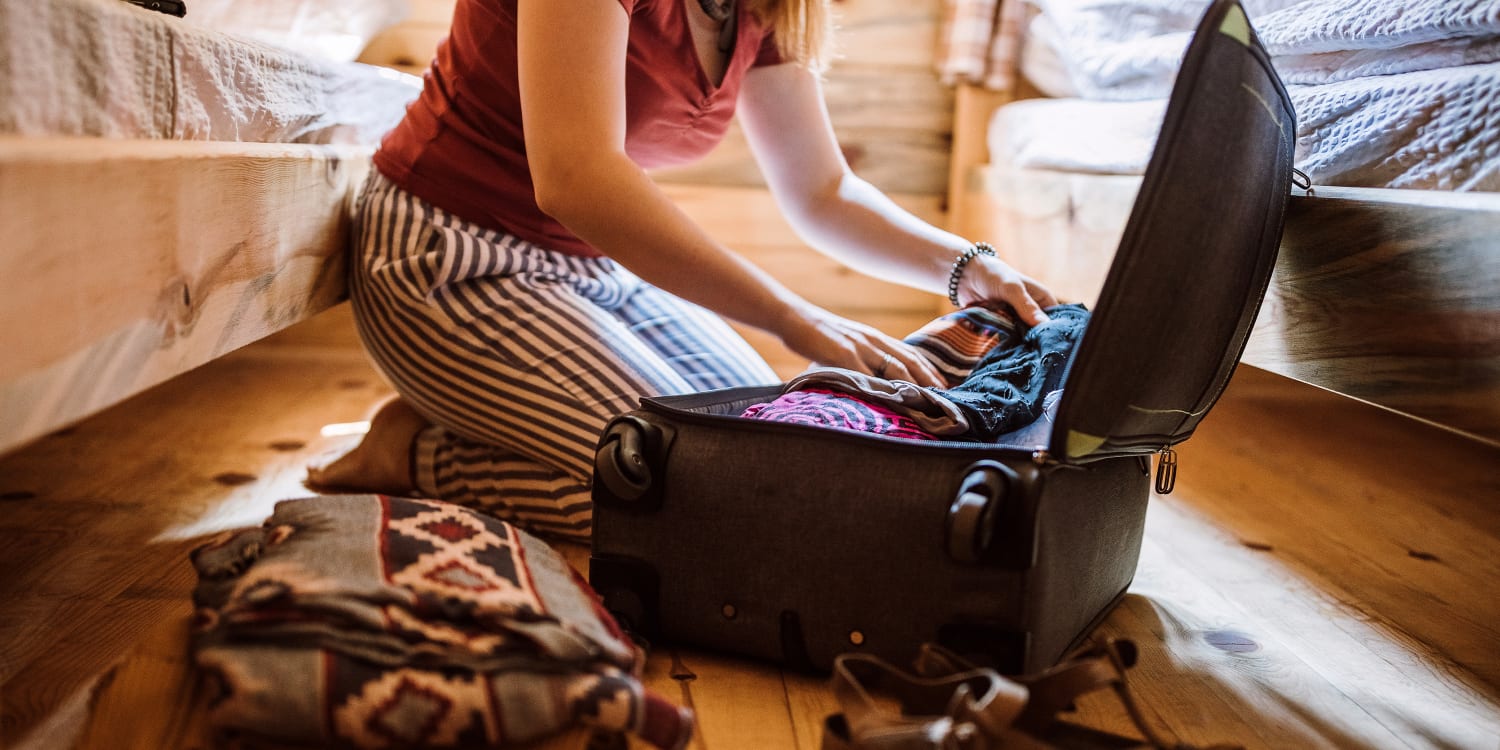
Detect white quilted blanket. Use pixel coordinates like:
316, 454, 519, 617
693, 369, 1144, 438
1022, 0, 1301, 100
184, 0, 408, 63
1260, 0, 1500, 83
1256, 0, 1500, 55
1293, 60, 1500, 190
990, 61, 1500, 190
0, 0, 421, 143
1027, 0, 1500, 95
1271, 36, 1500, 85
998, 0, 1500, 190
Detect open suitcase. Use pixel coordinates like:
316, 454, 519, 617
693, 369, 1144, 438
589, 0, 1296, 675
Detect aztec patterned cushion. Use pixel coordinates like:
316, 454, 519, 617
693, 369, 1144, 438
190, 494, 692, 749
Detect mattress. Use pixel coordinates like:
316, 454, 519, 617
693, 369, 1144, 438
989, 60, 1500, 191
0, 0, 421, 144
988, 98, 1166, 176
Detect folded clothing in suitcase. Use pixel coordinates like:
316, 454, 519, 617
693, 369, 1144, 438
745, 303, 1089, 443
590, 0, 1296, 675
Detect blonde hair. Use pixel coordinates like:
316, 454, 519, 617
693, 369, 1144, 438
751, 0, 833, 71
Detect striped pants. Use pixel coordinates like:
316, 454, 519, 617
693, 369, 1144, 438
349, 172, 778, 540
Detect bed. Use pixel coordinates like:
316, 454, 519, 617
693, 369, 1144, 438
0, 0, 423, 454
940, 0, 1500, 447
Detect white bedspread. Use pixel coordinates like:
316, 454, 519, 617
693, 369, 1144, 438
997, 0, 1500, 191
1023, 0, 1500, 95
1294, 61, 1500, 191
1257, 0, 1500, 56
1260, 0, 1500, 84
1270, 37, 1500, 85
0, 0, 421, 144
989, 61, 1500, 191
1018, 0, 1304, 99
184, 0, 408, 63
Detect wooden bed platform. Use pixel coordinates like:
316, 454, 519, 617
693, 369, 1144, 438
0, 136, 371, 455
0, 137, 940, 457
947, 85, 1500, 449
1, 306, 1496, 749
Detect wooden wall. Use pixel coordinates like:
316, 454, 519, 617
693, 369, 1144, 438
357, 0, 454, 75
358, 0, 953, 378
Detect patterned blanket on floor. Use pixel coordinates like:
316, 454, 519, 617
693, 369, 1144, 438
190, 494, 692, 749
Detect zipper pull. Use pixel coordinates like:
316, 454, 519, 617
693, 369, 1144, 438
1292, 167, 1315, 195
1154, 447, 1178, 495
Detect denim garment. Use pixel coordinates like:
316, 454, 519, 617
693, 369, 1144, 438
937, 304, 1090, 442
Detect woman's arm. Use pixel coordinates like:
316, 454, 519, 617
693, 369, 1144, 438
516, 0, 942, 384
737, 62, 1058, 325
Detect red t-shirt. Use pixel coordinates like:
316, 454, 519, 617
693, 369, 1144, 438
373, 0, 784, 257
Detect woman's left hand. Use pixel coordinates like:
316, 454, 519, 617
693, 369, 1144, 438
954, 254, 1061, 326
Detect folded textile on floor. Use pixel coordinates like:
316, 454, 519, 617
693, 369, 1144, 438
741, 304, 1088, 444
189, 494, 692, 749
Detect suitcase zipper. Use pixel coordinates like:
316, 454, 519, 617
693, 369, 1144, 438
1036, 445, 1172, 492
1154, 447, 1178, 494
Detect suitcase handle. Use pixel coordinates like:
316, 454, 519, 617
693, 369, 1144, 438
946, 461, 1019, 564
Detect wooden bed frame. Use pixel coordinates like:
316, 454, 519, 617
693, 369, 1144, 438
946, 85, 1500, 448
0, 137, 371, 454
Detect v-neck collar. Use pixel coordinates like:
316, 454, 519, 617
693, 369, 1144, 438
679, 0, 744, 95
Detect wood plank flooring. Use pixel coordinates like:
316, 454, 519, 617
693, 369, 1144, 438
0, 306, 1496, 749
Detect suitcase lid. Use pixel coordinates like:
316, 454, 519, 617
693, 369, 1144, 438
1049, 0, 1296, 463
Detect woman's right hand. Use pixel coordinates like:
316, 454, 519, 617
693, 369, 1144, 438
778, 303, 946, 388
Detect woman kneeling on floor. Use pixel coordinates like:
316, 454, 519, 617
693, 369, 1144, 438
309, 0, 1057, 540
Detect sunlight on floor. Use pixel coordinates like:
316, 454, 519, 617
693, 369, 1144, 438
1134, 496, 1500, 749
320, 420, 371, 437
150, 435, 359, 542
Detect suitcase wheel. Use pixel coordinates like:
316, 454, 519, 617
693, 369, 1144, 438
946, 461, 1018, 564
590, 555, 660, 638
601, 586, 647, 634
595, 417, 657, 502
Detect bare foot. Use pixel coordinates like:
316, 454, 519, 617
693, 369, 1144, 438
306, 397, 428, 494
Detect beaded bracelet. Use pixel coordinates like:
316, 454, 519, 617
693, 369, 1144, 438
947, 242, 996, 308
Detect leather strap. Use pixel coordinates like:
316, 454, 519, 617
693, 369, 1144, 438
824, 640, 1242, 750
824, 653, 1047, 750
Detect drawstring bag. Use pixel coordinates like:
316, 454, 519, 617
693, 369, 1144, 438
190, 494, 692, 749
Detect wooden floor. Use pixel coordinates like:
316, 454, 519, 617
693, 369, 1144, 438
1, 306, 1497, 750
